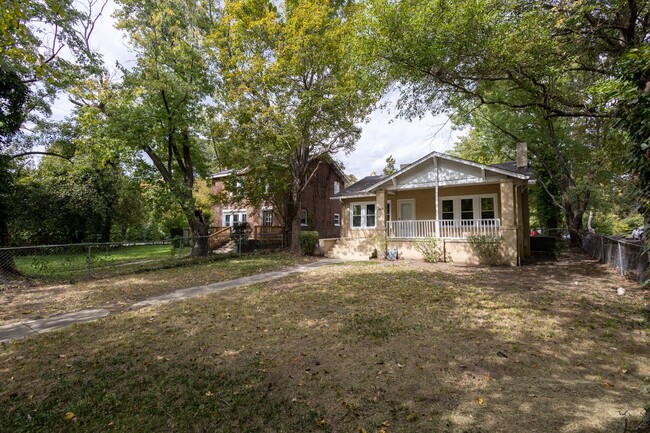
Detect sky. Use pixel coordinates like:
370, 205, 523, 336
51, 0, 460, 180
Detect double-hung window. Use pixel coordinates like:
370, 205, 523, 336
460, 198, 474, 226
441, 199, 454, 227
480, 197, 496, 225
351, 203, 376, 228
300, 209, 308, 226
224, 210, 247, 227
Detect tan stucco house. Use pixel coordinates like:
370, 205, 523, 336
324, 148, 533, 265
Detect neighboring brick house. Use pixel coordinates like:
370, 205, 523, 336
211, 159, 348, 241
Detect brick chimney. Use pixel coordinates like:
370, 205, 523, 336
516, 142, 528, 168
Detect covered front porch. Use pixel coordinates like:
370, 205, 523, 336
386, 218, 501, 239
333, 151, 533, 265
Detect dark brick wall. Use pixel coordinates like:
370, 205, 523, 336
300, 161, 343, 238
211, 161, 345, 239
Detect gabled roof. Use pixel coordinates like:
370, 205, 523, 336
332, 175, 386, 199
489, 161, 535, 180
332, 150, 531, 199
367, 151, 528, 191
316, 155, 350, 185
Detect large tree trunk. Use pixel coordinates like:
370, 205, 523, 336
290, 212, 302, 252
289, 157, 306, 253
289, 192, 302, 253
280, 197, 298, 251
565, 208, 584, 247
559, 187, 588, 248
187, 208, 209, 256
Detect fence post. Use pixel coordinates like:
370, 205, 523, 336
87, 245, 92, 278
618, 241, 624, 275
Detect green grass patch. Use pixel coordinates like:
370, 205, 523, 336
13, 244, 178, 280
0, 252, 310, 323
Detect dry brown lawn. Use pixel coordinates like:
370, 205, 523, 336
0, 250, 648, 432
0, 252, 313, 325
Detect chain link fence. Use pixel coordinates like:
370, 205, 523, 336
0, 236, 226, 286
581, 233, 649, 284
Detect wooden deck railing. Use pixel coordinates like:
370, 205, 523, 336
387, 219, 501, 239
252, 225, 284, 241
208, 227, 232, 250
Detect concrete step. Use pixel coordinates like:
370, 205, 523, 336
213, 240, 236, 255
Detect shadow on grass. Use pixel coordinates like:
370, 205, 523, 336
0, 249, 647, 432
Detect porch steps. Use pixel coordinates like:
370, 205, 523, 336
325, 238, 376, 261
213, 240, 236, 255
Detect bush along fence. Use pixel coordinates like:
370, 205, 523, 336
581, 233, 649, 284
0, 236, 226, 285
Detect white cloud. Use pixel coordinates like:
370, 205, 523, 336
90, 0, 136, 69
337, 96, 461, 179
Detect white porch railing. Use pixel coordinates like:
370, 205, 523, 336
386, 219, 501, 239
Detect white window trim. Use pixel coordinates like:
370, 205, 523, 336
223, 209, 248, 226
300, 209, 308, 227
334, 213, 341, 227
350, 202, 377, 229
333, 181, 341, 195
438, 194, 499, 221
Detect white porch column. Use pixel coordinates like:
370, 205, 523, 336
434, 156, 440, 237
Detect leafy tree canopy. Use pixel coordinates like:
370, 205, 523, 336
211, 0, 383, 250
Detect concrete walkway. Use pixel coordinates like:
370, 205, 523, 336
0, 259, 340, 344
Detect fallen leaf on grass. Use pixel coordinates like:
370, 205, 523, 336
478, 397, 484, 405
63, 411, 76, 421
